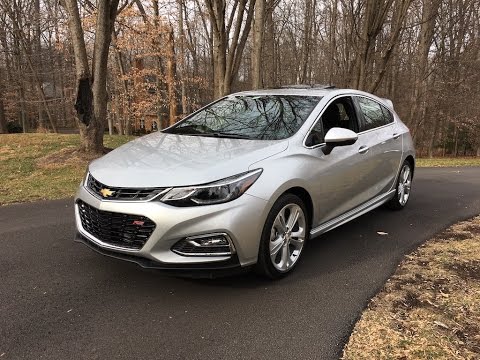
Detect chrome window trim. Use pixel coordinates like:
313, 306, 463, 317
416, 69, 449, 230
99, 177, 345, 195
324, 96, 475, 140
357, 122, 394, 135
303, 93, 397, 150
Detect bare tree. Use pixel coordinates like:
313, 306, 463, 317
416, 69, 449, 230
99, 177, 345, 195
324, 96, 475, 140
0, 0, 478, 156
61, 0, 122, 154
0, 67, 6, 133
408, 0, 441, 142
204, 0, 256, 98
177, 0, 188, 114
251, 0, 265, 89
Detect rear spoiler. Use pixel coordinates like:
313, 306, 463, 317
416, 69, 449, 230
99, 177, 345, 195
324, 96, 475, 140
381, 98, 394, 111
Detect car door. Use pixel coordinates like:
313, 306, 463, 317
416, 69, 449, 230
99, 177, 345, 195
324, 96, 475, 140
353, 96, 403, 200
304, 96, 379, 225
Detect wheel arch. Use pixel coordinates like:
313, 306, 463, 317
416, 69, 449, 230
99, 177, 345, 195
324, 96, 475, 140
282, 187, 314, 227
404, 155, 415, 178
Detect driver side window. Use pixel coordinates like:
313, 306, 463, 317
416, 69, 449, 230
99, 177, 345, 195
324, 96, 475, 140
322, 97, 358, 134
305, 96, 358, 147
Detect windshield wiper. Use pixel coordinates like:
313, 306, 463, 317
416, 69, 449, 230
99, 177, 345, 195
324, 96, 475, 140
201, 132, 254, 140
166, 130, 253, 140
162, 125, 205, 135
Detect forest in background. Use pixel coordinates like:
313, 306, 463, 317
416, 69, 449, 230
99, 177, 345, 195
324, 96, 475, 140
0, 0, 479, 156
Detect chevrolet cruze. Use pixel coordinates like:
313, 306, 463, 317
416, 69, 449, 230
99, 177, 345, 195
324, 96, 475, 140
74, 86, 415, 279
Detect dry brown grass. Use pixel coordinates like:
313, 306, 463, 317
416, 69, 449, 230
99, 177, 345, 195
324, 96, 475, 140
416, 157, 480, 167
0, 134, 134, 205
343, 217, 480, 360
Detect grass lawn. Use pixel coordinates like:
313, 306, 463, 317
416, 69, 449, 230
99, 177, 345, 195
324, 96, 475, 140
416, 157, 480, 167
1, 133, 479, 205
0, 133, 134, 205
343, 216, 480, 359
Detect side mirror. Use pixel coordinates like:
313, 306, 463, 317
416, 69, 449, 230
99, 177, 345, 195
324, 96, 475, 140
323, 128, 358, 155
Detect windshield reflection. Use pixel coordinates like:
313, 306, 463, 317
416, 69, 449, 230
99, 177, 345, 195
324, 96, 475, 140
164, 95, 321, 140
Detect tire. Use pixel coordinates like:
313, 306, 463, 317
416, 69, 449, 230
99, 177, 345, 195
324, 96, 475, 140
386, 160, 413, 210
256, 193, 310, 279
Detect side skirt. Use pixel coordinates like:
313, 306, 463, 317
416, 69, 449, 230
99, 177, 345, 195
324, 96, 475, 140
310, 190, 396, 238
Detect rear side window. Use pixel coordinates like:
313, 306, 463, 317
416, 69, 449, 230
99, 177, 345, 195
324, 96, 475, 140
356, 97, 393, 131
381, 106, 394, 124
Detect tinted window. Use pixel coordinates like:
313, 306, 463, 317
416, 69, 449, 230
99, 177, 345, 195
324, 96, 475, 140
305, 120, 324, 147
322, 97, 358, 134
165, 95, 321, 140
306, 97, 358, 147
357, 97, 391, 131
381, 105, 394, 124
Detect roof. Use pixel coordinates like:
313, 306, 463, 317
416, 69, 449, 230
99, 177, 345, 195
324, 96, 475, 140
234, 88, 333, 97
233, 87, 395, 110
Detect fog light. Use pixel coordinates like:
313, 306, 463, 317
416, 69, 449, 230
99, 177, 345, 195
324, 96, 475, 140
171, 233, 235, 257
193, 236, 229, 247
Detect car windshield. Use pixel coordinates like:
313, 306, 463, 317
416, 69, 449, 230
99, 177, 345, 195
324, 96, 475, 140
163, 95, 321, 140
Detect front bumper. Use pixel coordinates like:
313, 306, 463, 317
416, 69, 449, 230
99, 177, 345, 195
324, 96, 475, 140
74, 184, 270, 271
74, 232, 246, 277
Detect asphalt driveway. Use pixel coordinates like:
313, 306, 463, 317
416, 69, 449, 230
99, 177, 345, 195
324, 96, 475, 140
1, 167, 479, 360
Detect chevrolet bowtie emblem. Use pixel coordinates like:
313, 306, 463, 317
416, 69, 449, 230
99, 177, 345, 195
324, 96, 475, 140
100, 188, 115, 198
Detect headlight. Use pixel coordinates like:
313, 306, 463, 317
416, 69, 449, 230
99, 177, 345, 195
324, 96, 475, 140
160, 169, 262, 206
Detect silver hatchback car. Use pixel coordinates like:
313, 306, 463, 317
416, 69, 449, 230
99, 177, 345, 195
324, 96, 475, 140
74, 87, 415, 278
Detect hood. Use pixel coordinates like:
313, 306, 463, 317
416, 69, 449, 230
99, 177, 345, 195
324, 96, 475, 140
89, 132, 288, 187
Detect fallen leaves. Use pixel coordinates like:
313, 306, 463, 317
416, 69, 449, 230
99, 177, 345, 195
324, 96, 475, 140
343, 216, 480, 360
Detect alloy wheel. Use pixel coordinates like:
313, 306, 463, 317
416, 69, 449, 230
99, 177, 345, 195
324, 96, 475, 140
269, 204, 306, 272
398, 164, 412, 206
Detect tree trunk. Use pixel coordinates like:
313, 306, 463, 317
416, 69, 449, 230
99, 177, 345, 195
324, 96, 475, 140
166, 26, 178, 126
263, 0, 276, 87
252, 0, 265, 89
112, 32, 129, 135
209, 0, 228, 98
12, 32, 27, 132
178, 0, 188, 115
0, 60, 7, 133
62, 0, 120, 154
407, 0, 440, 141
34, 0, 46, 131
328, 0, 337, 85
352, 0, 394, 90
426, 107, 438, 158
0, 76, 6, 133
300, 0, 314, 84
205, 0, 255, 98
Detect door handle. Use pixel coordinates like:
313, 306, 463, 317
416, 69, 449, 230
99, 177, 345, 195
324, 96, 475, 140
392, 133, 401, 140
358, 145, 370, 154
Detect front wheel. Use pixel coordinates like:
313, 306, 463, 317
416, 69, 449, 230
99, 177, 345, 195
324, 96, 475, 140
386, 160, 413, 210
256, 194, 310, 279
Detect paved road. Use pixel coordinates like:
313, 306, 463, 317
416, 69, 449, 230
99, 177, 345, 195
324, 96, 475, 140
1, 167, 480, 360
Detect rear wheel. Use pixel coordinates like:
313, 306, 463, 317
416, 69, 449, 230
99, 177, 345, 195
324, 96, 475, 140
387, 160, 413, 210
256, 194, 309, 279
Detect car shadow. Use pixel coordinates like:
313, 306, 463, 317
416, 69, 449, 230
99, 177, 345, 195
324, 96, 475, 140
93, 204, 411, 292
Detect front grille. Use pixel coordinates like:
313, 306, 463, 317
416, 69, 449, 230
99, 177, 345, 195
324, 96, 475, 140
77, 200, 156, 250
86, 174, 167, 201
